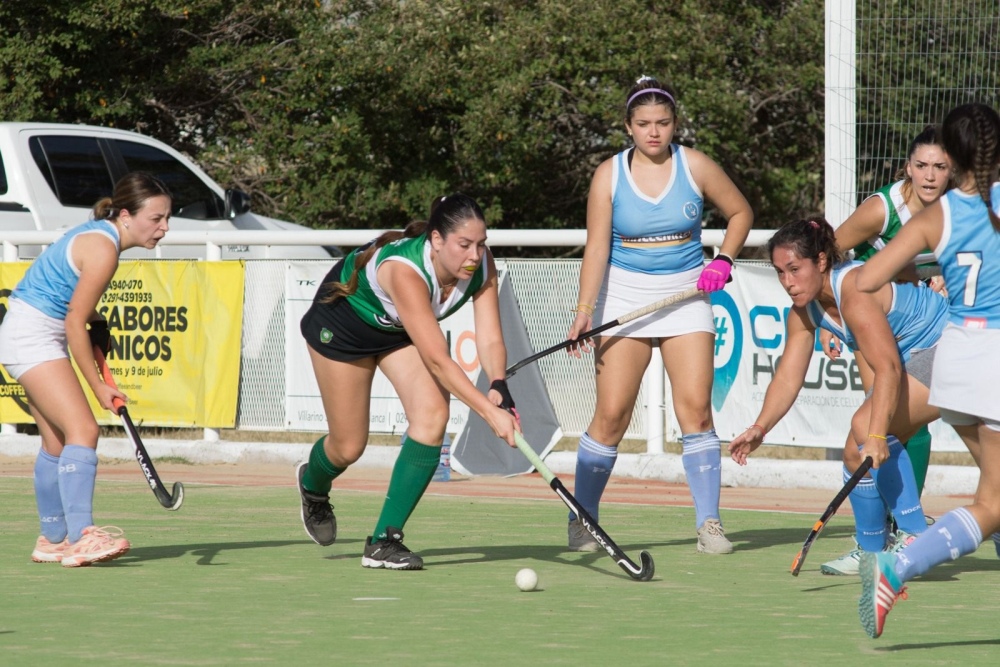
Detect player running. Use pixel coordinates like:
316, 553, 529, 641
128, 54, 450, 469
296, 193, 520, 570
728, 217, 948, 568
854, 102, 1000, 638
819, 125, 951, 574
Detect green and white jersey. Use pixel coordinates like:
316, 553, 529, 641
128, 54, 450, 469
342, 234, 489, 332
852, 180, 936, 266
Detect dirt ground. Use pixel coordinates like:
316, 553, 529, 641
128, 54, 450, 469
0, 455, 972, 517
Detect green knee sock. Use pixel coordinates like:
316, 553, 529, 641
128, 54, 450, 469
372, 436, 441, 541
903, 425, 932, 496
302, 436, 345, 495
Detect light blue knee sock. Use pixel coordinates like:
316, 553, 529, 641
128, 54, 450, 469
58, 445, 98, 543
569, 433, 617, 522
848, 470, 888, 551
682, 430, 722, 529
870, 436, 926, 535
895, 507, 982, 583
34, 449, 67, 543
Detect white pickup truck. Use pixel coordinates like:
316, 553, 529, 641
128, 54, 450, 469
0, 122, 332, 259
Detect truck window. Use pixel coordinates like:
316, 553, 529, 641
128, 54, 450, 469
29, 136, 115, 208
113, 140, 225, 220
0, 150, 7, 194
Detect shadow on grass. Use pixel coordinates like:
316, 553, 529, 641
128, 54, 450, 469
794, 549, 1000, 588
645, 523, 857, 553
877, 638, 1000, 652
103, 538, 643, 580
320, 542, 649, 580
103, 538, 365, 566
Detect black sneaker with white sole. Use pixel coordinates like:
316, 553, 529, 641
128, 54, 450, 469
296, 462, 337, 546
361, 527, 423, 570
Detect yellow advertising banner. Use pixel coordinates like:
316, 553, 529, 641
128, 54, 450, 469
0, 261, 244, 427
0, 263, 31, 417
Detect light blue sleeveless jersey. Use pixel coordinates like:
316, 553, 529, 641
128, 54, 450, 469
935, 184, 1000, 329
13, 219, 120, 320
609, 145, 704, 275
806, 261, 948, 361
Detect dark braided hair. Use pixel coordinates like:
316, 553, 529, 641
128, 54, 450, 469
941, 103, 1000, 232
767, 217, 844, 267
322, 193, 486, 303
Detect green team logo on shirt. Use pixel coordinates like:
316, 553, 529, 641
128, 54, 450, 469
320, 328, 333, 344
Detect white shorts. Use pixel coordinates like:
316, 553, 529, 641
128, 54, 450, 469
594, 265, 714, 338
0, 297, 69, 380
929, 324, 1000, 425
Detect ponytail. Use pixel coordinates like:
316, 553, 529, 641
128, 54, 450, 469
767, 217, 843, 267
942, 103, 1000, 232
92, 196, 116, 220
319, 192, 487, 303
320, 221, 426, 303
970, 106, 1000, 232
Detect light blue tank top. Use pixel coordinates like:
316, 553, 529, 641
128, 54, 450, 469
13, 219, 120, 320
806, 261, 948, 361
609, 145, 704, 275
935, 184, 1000, 329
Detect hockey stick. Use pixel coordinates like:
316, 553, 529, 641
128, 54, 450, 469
513, 432, 654, 581
505, 287, 702, 378
94, 347, 184, 511
789, 456, 872, 576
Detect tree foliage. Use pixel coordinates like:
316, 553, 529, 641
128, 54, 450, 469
1, 0, 825, 241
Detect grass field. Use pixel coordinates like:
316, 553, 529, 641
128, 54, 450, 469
2, 475, 999, 666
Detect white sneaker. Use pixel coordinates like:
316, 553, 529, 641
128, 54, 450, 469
696, 518, 733, 554
820, 542, 863, 575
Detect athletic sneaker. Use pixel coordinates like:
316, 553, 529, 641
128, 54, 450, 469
61, 526, 130, 568
296, 461, 337, 546
696, 518, 733, 554
361, 527, 423, 570
992, 532, 1000, 559
820, 540, 864, 576
887, 529, 917, 554
31, 536, 69, 563
567, 519, 600, 552
858, 551, 907, 638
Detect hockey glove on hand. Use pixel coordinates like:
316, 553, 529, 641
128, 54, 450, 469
490, 379, 519, 419
88, 320, 111, 356
697, 255, 734, 293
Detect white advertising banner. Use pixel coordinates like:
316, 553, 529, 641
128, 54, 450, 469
707, 263, 966, 452
284, 261, 476, 434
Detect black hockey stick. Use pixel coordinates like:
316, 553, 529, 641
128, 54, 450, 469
790, 456, 872, 576
513, 432, 654, 581
505, 287, 701, 378
95, 347, 184, 510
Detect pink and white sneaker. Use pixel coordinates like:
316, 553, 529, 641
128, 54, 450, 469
31, 536, 69, 563
61, 526, 131, 568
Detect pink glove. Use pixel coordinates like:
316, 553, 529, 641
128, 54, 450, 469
697, 255, 733, 292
